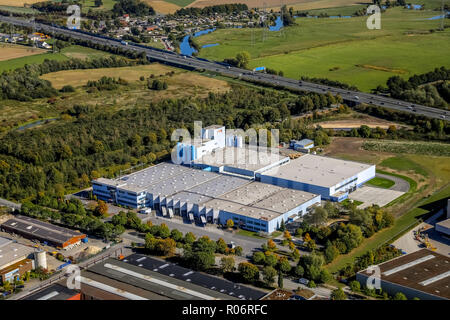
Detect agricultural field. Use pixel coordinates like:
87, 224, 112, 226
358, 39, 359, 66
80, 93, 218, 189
80, 0, 119, 13
165, 0, 196, 7
0, 45, 117, 72
0, 5, 37, 13
196, 7, 450, 91
143, 0, 181, 14
0, 0, 42, 6
0, 44, 46, 61
363, 140, 450, 157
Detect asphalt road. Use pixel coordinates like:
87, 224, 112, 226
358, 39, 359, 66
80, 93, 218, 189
1, 15, 448, 122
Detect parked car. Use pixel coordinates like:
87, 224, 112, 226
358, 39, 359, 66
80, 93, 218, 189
298, 278, 309, 285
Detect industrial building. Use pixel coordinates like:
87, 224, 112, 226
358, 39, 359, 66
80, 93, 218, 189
257, 154, 375, 201
435, 199, 450, 237
0, 236, 35, 284
1, 215, 86, 249
356, 249, 450, 300
22, 282, 81, 300
92, 125, 375, 231
93, 162, 320, 233
290, 139, 315, 153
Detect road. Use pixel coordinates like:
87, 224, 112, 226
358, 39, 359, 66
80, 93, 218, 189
376, 172, 410, 193
0, 15, 449, 121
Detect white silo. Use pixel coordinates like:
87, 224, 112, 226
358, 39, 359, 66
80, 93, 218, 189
34, 250, 47, 270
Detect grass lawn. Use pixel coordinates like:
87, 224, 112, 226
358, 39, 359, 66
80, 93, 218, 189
236, 229, 266, 239
81, 0, 119, 13
380, 156, 429, 177
376, 169, 418, 207
326, 183, 450, 273
196, 7, 450, 91
366, 177, 395, 189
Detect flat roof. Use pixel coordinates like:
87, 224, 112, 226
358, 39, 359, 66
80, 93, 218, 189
262, 154, 374, 188
436, 219, 450, 229
358, 249, 450, 300
203, 182, 319, 221
22, 282, 79, 300
194, 147, 289, 172
0, 236, 35, 268
86, 258, 237, 300
1, 215, 85, 246
80, 270, 170, 300
0, 258, 33, 276
123, 254, 266, 300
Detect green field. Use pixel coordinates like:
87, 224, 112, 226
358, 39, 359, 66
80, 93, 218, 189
366, 177, 395, 189
163, 0, 195, 7
80, 0, 119, 13
380, 156, 429, 177
0, 52, 68, 72
0, 5, 38, 13
196, 7, 450, 91
0, 45, 116, 72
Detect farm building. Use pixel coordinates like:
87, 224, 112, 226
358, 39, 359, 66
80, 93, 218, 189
356, 249, 450, 300
256, 154, 375, 201
0, 215, 86, 249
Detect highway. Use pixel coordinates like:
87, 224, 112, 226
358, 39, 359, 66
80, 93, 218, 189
1, 14, 448, 121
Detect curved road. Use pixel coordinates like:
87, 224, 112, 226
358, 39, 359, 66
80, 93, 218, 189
375, 172, 410, 192
0, 15, 449, 122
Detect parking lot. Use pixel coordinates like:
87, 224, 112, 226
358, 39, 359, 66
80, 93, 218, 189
348, 186, 404, 208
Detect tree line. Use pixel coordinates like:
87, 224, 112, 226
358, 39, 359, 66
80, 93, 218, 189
174, 4, 248, 17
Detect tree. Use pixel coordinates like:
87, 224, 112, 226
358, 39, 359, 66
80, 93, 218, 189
234, 246, 243, 256
393, 292, 407, 300
158, 223, 170, 239
216, 238, 228, 254
304, 206, 328, 225
279, 219, 286, 231
331, 288, 347, 300
262, 266, 277, 287
277, 271, 284, 288
238, 262, 260, 283
253, 251, 266, 265
94, 0, 103, 7
157, 238, 176, 256
267, 239, 277, 251
349, 280, 361, 292
94, 200, 108, 217
277, 257, 292, 274
220, 256, 235, 273
324, 242, 340, 264
235, 51, 250, 69
184, 232, 196, 244
294, 265, 304, 277
170, 229, 183, 242
265, 253, 278, 267
184, 250, 215, 271
226, 219, 234, 229
283, 230, 291, 240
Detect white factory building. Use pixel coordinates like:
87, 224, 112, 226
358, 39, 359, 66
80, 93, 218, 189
92, 124, 376, 233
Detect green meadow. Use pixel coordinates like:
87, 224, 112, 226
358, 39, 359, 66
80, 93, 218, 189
196, 7, 450, 91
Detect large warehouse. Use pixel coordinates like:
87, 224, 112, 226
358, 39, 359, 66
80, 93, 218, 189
1, 215, 86, 249
93, 163, 320, 233
356, 249, 450, 300
257, 154, 376, 201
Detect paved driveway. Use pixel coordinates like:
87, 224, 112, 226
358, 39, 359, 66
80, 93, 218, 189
349, 186, 404, 209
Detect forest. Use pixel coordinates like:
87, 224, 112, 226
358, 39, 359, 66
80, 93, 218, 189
173, 4, 248, 17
